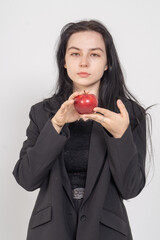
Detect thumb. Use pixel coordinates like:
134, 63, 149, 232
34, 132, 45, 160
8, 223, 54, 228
117, 99, 128, 117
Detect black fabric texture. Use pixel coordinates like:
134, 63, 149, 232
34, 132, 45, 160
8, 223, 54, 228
64, 119, 93, 190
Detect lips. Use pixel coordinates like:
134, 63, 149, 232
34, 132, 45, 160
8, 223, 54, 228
77, 72, 91, 77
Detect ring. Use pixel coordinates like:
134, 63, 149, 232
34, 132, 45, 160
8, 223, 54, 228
100, 115, 105, 123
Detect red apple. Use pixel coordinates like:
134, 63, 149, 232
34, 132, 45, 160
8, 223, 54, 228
74, 90, 98, 114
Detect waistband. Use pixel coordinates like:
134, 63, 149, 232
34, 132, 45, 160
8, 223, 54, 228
72, 187, 85, 199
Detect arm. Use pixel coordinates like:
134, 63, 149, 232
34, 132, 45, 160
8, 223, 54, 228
104, 113, 146, 200
12, 105, 70, 191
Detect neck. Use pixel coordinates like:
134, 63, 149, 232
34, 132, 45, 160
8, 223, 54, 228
73, 84, 100, 99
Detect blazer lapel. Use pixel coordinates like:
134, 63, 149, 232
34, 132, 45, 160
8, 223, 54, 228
81, 121, 108, 207
60, 152, 75, 208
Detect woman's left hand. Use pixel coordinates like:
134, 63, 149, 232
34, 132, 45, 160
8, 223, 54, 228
79, 99, 130, 138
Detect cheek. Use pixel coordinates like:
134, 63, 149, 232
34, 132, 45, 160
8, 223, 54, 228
66, 58, 77, 69
65, 64, 77, 80
92, 64, 105, 77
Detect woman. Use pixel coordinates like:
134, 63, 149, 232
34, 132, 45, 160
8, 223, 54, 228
12, 19, 153, 240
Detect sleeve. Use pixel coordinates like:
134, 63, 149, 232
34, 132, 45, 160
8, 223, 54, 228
103, 108, 146, 200
12, 105, 70, 191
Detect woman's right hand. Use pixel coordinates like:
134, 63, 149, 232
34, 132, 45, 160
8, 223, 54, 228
51, 91, 89, 128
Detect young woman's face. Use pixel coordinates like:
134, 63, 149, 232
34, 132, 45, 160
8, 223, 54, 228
64, 31, 108, 93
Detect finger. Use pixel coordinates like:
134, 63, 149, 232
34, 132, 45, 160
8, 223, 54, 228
69, 90, 90, 100
68, 92, 80, 100
60, 103, 66, 113
81, 113, 105, 123
61, 99, 74, 111
93, 107, 113, 117
117, 99, 128, 118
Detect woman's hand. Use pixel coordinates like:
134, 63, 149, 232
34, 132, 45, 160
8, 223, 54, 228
51, 91, 89, 128
79, 99, 130, 138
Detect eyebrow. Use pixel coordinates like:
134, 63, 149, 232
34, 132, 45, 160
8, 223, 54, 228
67, 47, 104, 52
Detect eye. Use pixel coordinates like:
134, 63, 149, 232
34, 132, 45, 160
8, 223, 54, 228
70, 53, 80, 56
91, 54, 100, 57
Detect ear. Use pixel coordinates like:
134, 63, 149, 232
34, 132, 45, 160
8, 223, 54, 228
64, 63, 67, 68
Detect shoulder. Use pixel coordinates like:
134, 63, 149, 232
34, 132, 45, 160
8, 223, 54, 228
31, 101, 44, 111
31, 96, 60, 116
121, 97, 145, 116
28, 101, 49, 130
30, 101, 48, 118
29, 96, 61, 130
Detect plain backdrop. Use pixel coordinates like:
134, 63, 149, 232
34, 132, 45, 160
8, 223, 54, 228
0, 0, 160, 239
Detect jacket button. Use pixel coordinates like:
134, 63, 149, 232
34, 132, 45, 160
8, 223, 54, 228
80, 215, 86, 222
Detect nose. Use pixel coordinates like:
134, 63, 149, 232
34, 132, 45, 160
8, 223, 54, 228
80, 55, 89, 68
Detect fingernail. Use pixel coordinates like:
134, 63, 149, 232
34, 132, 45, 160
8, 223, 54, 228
118, 99, 122, 104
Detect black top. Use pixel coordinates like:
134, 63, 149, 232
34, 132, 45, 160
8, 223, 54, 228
64, 119, 93, 190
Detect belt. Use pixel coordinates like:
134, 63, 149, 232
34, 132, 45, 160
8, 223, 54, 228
72, 187, 85, 199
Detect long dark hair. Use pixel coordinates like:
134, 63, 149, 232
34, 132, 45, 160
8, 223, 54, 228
43, 19, 156, 182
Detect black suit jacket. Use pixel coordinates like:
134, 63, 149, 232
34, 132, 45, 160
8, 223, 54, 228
12, 97, 146, 240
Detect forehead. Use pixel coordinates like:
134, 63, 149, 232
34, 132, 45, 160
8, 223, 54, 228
66, 31, 105, 50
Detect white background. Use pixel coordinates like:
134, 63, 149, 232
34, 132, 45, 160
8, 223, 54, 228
0, 0, 160, 239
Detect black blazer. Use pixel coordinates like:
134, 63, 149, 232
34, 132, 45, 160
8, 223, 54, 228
12, 97, 146, 240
